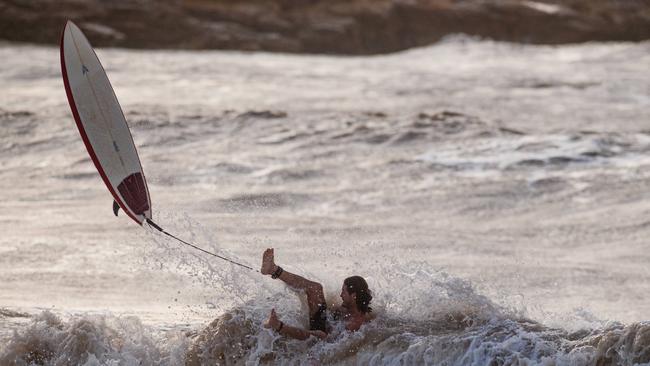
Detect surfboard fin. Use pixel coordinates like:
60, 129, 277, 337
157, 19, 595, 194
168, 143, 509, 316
113, 200, 120, 216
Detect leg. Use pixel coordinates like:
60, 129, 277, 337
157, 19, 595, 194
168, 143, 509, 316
278, 270, 326, 317
261, 248, 326, 316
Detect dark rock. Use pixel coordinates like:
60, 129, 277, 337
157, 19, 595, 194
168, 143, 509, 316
1, 0, 649, 54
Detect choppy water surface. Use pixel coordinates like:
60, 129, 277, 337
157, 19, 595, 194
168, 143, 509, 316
1, 37, 649, 365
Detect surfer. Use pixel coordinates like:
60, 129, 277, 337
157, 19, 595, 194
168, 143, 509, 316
261, 248, 373, 340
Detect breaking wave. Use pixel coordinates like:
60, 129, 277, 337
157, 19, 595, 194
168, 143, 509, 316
2, 266, 649, 365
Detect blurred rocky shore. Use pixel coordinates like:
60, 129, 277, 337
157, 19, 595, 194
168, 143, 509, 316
1, 0, 649, 54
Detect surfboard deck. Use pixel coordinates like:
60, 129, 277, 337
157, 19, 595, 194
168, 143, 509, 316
61, 21, 152, 225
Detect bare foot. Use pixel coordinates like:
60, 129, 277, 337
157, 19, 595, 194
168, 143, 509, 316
264, 309, 281, 330
261, 248, 278, 275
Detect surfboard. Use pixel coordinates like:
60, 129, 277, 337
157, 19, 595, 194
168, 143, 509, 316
60, 21, 152, 225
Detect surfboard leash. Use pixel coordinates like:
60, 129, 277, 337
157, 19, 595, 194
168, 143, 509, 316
145, 218, 256, 271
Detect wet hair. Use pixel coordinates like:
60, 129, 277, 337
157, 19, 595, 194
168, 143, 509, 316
344, 276, 373, 313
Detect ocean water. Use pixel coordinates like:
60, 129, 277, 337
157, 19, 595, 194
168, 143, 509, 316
1, 36, 650, 365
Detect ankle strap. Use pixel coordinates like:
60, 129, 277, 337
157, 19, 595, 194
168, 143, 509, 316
271, 266, 284, 279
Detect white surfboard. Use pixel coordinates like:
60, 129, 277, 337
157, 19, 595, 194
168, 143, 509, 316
61, 21, 152, 225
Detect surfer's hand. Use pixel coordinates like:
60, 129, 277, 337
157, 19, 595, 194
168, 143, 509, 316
264, 309, 281, 330
261, 248, 278, 275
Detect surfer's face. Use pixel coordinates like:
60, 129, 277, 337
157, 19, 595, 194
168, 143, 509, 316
340, 284, 356, 309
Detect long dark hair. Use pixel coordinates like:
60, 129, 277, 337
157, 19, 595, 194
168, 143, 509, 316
344, 276, 373, 313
